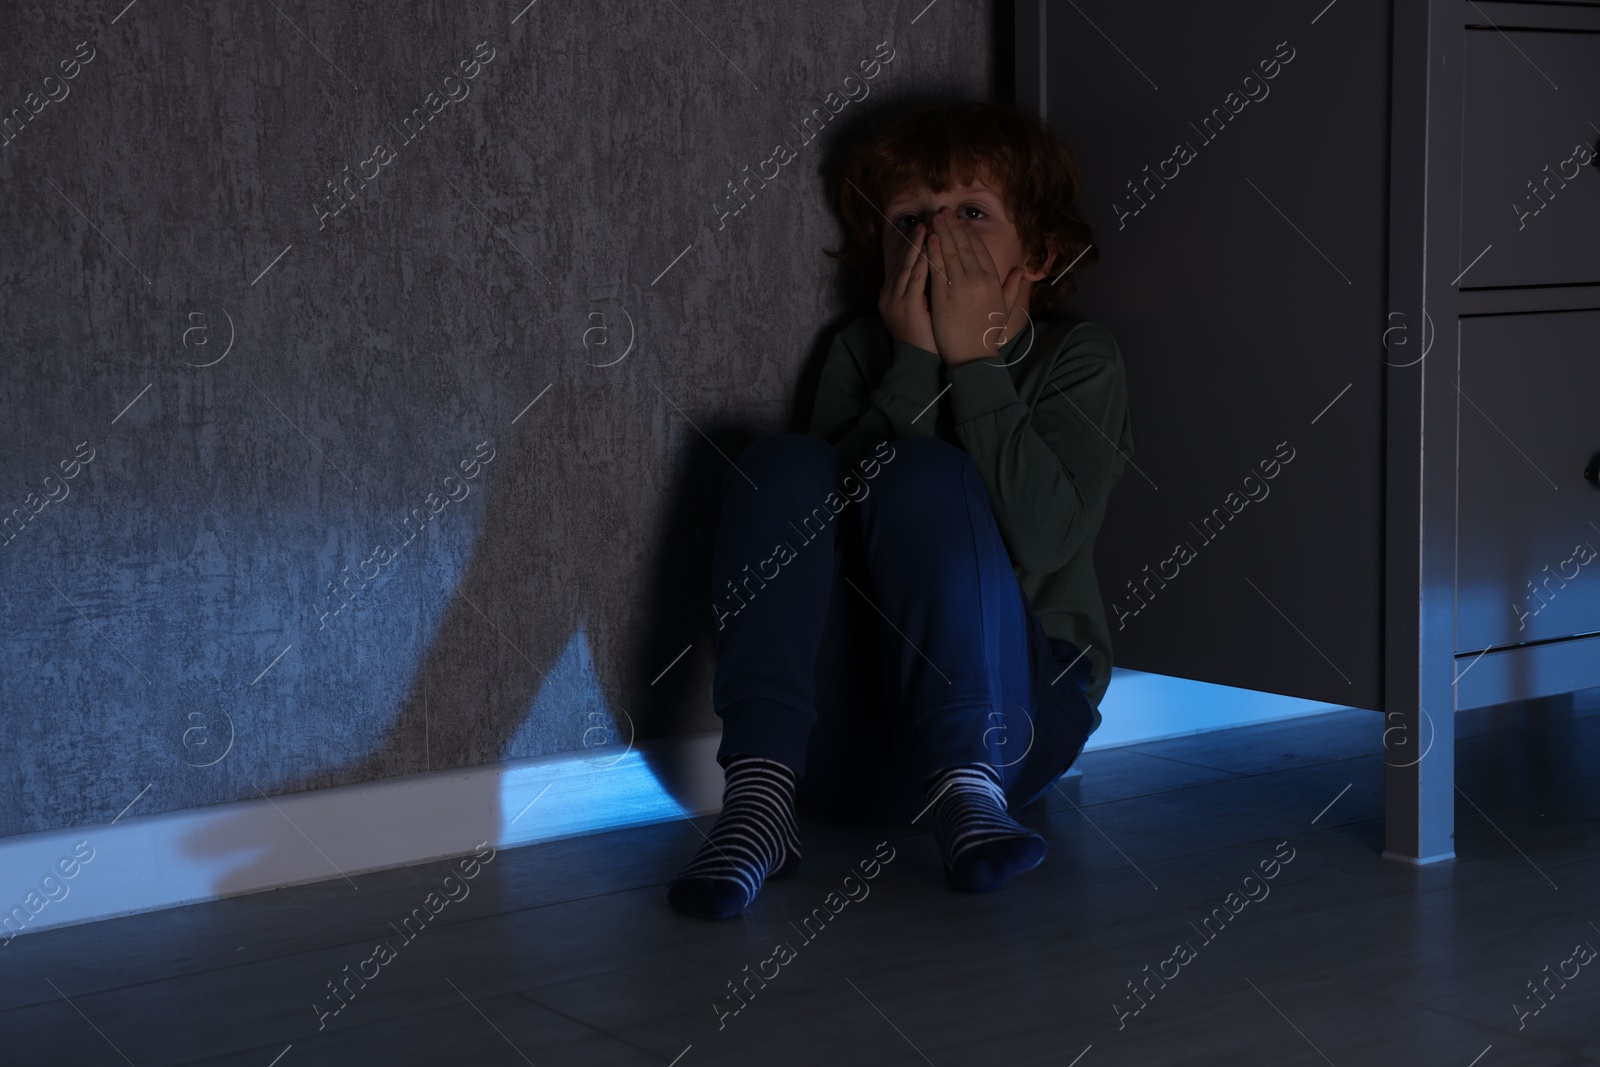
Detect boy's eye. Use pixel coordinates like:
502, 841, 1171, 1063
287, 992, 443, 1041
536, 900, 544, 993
895, 207, 986, 229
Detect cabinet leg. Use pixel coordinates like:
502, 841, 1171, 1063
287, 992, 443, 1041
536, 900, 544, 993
1380, 703, 1455, 863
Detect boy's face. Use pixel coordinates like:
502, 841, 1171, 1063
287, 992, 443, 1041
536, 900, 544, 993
880, 173, 1056, 314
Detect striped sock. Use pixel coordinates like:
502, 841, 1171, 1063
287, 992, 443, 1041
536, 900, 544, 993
667, 754, 801, 919
925, 763, 1047, 892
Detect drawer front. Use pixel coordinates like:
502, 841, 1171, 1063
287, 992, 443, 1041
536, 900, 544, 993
1456, 632, 1600, 710
1461, 28, 1600, 289
1457, 310, 1600, 651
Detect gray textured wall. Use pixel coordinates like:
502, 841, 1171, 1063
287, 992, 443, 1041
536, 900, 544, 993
0, 1, 1000, 837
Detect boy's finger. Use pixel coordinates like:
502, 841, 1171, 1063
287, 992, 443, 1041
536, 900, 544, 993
902, 225, 931, 294
948, 215, 987, 278
934, 210, 964, 261
889, 225, 913, 295
884, 224, 907, 287
1001, 265, 1024, 314
928, 220, 947, 287
934, 211, 966, 281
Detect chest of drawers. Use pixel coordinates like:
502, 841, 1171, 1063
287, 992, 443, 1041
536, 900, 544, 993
1021, 0, 1600, 862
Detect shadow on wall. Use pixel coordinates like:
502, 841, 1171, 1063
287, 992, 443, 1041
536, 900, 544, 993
173, 97, 934, 897
176, 414, 753, 895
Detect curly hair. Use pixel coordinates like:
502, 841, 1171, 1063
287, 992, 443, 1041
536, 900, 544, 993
824, 100, 1098, 320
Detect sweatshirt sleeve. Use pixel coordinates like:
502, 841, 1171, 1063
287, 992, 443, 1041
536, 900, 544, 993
944, 325, 1132, 575
809, 326, 947, 470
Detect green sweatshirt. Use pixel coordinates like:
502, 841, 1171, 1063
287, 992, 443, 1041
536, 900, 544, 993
808, 311, 1135, 725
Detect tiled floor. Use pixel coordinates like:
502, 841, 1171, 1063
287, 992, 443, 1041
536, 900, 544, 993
5, 692, 1599, 1065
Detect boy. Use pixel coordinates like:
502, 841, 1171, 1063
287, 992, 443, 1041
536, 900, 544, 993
670, 100, 1134, 919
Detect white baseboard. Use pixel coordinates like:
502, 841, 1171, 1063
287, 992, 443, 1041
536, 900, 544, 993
0, 734, 729, 944
0, 669, 1354, 941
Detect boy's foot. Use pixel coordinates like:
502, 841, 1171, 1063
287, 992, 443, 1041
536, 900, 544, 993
925, 763, 1046, 892
667, 754, 801, 919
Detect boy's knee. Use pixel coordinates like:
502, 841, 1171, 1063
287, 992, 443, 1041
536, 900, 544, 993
729, 433, 838, 493
736, 431, 838, 473
867, 436, 972, 508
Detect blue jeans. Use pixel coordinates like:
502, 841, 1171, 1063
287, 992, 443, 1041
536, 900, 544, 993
710, 433, 1096, 825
